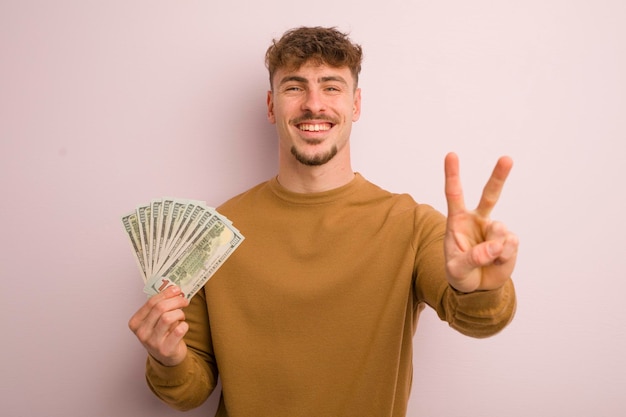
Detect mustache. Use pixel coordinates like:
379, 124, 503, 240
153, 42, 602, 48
291, 112, 337, 125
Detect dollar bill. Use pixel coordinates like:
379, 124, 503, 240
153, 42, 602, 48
136, 205, 152, 278
150, 200, 162, 275
155, 198, 172, 269
121, 212, 147, 282
122, 198, 244, 299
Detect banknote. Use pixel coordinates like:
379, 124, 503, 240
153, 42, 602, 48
121, 212, 147, 282
122, 198, 244, 299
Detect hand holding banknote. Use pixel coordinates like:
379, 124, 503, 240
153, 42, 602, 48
125, 198, 244, 366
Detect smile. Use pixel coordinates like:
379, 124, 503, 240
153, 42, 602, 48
297, 123, 332, 132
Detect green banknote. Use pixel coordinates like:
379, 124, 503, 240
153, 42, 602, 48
121, 198, 244, 299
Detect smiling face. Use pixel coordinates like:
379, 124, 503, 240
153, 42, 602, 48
267, 61, 361, 168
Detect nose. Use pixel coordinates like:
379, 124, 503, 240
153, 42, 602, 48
301, 89, 326, 114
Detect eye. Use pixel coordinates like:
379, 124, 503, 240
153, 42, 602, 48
324, 85, 342, 93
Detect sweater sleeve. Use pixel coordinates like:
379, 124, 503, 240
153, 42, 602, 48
145, 287, 219, 410
437, 279, 516, 337
413, 205, 517, 338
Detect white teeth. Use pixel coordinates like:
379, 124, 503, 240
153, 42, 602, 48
299, 123, 330, 131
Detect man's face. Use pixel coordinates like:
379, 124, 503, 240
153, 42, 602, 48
267, 61, 361, 167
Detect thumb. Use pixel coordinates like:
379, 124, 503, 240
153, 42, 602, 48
468, 240, 503, 267
486, 241, 504, 259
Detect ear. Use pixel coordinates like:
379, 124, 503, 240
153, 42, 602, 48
352, 88, 362, 122
267, 90, 276, 124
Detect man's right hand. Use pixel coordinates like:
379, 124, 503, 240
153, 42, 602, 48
128, 285, 190, 367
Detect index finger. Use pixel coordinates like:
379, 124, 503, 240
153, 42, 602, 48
476, 156, 513, 217
444, 152, 466, 216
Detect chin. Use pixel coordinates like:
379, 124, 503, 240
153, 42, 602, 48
291, 145, 338, 166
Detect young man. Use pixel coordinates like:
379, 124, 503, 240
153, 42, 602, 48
129, 26, 518, 416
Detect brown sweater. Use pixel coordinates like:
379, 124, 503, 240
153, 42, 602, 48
145, 173, 516, 416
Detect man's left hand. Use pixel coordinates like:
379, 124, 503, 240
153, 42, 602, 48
443, 152, 519, 293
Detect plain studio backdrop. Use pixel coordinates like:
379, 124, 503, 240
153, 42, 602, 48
1, 1, 624, 416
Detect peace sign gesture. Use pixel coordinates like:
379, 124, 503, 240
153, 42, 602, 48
443, 152, 519, 293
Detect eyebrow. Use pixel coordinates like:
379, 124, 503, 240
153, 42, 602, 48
278, 75, 349, 87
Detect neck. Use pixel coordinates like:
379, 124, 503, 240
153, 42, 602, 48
277, 151, 354, 193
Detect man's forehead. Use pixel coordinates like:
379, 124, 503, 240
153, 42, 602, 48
274, 63, 354, 86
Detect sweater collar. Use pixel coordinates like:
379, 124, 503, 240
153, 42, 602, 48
268, 173, 366, 205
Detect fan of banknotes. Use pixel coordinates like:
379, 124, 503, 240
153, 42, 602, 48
121, 198, 245, 299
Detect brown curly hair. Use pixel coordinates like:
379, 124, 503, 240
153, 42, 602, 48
265, 26, 363, 91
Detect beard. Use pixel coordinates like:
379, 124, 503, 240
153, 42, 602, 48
291, 144, 338, 166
